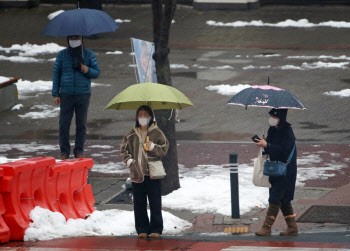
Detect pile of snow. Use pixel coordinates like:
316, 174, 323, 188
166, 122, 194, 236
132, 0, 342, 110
287, 55, 350, 60
0, 76, 10, 83
277, 65, 304, 70
170, 64, 189, 69
0, 43, 64, 56
91, 162, 129, 174
115, 19, 131, 23
206, 84, 251, 96
89, 145, 114, 149
301, 61, 349, 69
16, 79, 53, 98
254, 54, 281, 58
0, 142, 58, 153
210, 65, 234, 70
12, 104, 23, 111
48, 10, 65, 20
324, 89, 350, 98
0, 156, 25, 164
206, 19, 350, 29
163, 164, 269, 216
106, 51, 123, 55
24, 206, 191, 241
19, 105, 60, 119
0, 55, 43, 63
243, 65, 271, 70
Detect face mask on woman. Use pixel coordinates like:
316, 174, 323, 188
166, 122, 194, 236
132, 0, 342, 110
69, 39, 82, 48
269, 117, 279, 127
139, 117, 150, 127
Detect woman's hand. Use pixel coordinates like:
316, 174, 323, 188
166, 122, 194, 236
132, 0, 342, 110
145, 141, 153, 150
255, 138, 267, 148
81, 64, 89, 74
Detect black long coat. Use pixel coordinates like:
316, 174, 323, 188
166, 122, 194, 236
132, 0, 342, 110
263, 125, 297, 205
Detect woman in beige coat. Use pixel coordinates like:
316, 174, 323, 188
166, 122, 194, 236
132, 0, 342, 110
120, 105, 169, 239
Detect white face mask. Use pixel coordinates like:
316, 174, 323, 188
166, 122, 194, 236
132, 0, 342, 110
69, 39, 82, 48
138, 117, 150, 127
269, 117, 279, 127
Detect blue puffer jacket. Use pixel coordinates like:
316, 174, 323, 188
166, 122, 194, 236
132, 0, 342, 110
52, 48, 100, 97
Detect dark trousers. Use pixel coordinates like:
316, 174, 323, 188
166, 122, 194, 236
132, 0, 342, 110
59, 94, 90, 157
132, 176, 163, 235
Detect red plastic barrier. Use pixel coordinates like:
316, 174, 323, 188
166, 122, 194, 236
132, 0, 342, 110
0, 168, 10, 243
46, 158, 95, 220
0, 157, 56, 240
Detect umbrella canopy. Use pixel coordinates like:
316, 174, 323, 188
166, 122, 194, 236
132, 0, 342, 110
42, 9, 119, 37
105, 82, 194, 110
227, 85, 306, 110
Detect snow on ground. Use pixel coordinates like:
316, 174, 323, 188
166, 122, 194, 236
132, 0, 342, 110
89, 145, 114, 149
0, 142, 58, 153
0, 156, 25, 164
206, 19, 350, 28
243, 61, 349, 70
287, 55, 350, 60
11, 78, 109, 99
0, 43, 64, 56
91, 162, 129, 174
0, 55, 44, 63
205, 84, 251, 96
243, 65, 271, 70
301, 61, 349, 69
162, 152, 347, 216
324, 89, 350, 98
106, 51, 123, 55
12, 104, 23, 111
277, 65, 304, 70
24, 206, 191, 241
0, 76, 10, 83
254, 54, 281, 58
163, 163, 268, 216
115, 19, 131, 23
48, 10, 65, 20
170, 64, 189, 69
19, 105, 60, 119
16, 79, 53, 98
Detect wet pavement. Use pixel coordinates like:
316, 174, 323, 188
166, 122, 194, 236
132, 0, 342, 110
1, 4, 350, 249
0, 5, 350, 144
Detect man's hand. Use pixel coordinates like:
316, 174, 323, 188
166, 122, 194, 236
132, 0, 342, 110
81, 64, 89, 74
54, 97, 60, 105
255, 138, 267, 148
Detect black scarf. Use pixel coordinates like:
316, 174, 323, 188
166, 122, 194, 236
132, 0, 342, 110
67, 37, 84, 71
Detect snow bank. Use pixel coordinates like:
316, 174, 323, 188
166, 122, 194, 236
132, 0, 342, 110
324, 89, 350, 98
48, 10, 65, 20
243, 65, 271, 70
0, 76, 10, 83
0, 142, 58, 153
106, 51, 123, 55
12, 104, 23, 111
205, 84, 251, 96
301, 61, 349, 69
91, 162, 129, 174
115, 19, 131, 23
206, 19, 350, 28
170, 64, 189, 69
24, 207, 191, 241
16, 79, 52, 98
0, 55, 44, 63
0, 43, 64, 56
19, 105, 60, 119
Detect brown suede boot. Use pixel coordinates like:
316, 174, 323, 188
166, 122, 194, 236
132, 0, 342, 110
255, 216, 275, 236
280, 215, 298, 236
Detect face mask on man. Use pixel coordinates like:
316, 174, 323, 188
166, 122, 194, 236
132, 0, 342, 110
269, 117, 279, 127
69, 39, 82, 48
139, 117, 150, 127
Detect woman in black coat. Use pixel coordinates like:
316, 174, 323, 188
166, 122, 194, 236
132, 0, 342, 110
254, 109, 298, 236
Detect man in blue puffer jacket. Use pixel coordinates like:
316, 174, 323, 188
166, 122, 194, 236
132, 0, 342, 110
52, 35, 100, 160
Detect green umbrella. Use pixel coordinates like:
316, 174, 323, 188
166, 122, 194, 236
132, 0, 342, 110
104, 82, 194, 110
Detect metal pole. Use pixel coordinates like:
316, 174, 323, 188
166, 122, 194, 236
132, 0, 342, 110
230, 153, 240, 219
